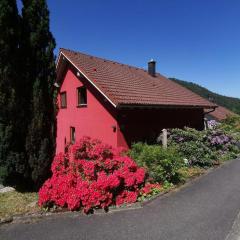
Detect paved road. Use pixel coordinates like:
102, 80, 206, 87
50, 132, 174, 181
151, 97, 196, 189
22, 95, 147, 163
1, 159, 240, 240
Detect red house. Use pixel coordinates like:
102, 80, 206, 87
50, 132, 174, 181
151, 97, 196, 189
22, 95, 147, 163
56, 49, 216, 153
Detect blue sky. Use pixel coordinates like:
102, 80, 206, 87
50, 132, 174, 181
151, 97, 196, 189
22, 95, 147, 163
46, 1, 240, 98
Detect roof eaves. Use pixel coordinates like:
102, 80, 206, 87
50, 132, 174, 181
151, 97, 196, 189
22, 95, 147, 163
117, 103, 217, 109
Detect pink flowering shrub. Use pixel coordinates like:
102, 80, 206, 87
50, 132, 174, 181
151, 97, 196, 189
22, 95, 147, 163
38, 136, 159, 213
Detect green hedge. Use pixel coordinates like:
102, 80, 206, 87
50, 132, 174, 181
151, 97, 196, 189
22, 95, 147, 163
129, 143, 184, 184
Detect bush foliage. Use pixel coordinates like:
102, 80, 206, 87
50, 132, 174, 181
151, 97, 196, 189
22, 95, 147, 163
129, 143, 184, 183
39, 137, 160, 213
129, 122, 240, 182
220, 116, 240, 141
169, 128, 217, 166
169, 126, 240, 167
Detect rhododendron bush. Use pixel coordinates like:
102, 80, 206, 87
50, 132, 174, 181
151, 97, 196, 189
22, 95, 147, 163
38, 137, 157, 213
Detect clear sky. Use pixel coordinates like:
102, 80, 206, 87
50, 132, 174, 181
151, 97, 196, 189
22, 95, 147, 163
47, 0, 240, 98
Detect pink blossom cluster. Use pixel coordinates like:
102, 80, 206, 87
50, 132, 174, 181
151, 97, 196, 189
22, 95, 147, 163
38, 136, 156, 213
140, 183, 162, 195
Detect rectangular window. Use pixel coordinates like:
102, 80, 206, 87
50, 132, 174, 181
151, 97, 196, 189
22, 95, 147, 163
70, 127, 75, 144
60, 92, 67, 108
77, 87, 87, 107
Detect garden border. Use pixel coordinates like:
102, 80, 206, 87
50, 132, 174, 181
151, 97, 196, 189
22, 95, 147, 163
2, 158, 238, 226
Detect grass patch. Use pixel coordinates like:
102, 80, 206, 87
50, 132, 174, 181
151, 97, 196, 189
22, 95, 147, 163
0, 191, 39, 219
178, 166, 206, 182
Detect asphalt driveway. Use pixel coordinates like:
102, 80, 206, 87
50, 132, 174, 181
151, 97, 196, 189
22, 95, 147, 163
1, 159, 240, 240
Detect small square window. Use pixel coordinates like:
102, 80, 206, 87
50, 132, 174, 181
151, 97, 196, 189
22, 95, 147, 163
77, 87, 87, 107
60, 92, 67, 108
70, 127, 75, 144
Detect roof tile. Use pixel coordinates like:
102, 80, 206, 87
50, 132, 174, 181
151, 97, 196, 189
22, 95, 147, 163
208, 105, 236, 121
59, 48, 217, 108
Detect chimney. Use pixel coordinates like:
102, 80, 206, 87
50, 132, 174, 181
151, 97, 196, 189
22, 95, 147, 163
148, 59, 156, 77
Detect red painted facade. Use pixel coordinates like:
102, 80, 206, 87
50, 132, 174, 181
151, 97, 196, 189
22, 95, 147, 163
56, 64, 204, 153
56, 66, 117, 153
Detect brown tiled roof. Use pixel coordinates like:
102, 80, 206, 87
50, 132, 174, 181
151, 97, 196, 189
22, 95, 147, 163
57, 48, 217, 109
207, 105, 236, 121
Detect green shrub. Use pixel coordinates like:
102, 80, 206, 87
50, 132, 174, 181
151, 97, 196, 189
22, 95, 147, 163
220, 115, 240, 141
169, 127, 240, 167
129, 143, 184, 184
221, 115, 240, 131
129, 124, 239, 185
175, 140, 217, 166
169, 128, 218, 167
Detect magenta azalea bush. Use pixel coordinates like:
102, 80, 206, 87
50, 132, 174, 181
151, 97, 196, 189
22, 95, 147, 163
38, 137, 158, 213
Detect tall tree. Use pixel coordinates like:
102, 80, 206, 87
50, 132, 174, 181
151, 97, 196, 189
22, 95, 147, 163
21, 0, 56, 188
0, 0, 26, 185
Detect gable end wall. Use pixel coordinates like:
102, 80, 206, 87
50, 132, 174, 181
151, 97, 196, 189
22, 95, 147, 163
56, 65, 117, 153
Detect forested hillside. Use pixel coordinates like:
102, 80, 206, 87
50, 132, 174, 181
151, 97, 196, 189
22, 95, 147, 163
170, 78, 240, 115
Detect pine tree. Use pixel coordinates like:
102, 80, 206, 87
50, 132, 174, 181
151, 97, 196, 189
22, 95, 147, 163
21, 0, 56, 188
0, 0, 26, 185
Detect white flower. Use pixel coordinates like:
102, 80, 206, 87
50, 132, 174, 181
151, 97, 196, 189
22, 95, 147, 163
183, 158, 188, 165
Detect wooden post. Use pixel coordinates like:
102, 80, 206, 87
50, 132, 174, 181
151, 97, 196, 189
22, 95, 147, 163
162, 129, 167, 149
204, 117, 208, 130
